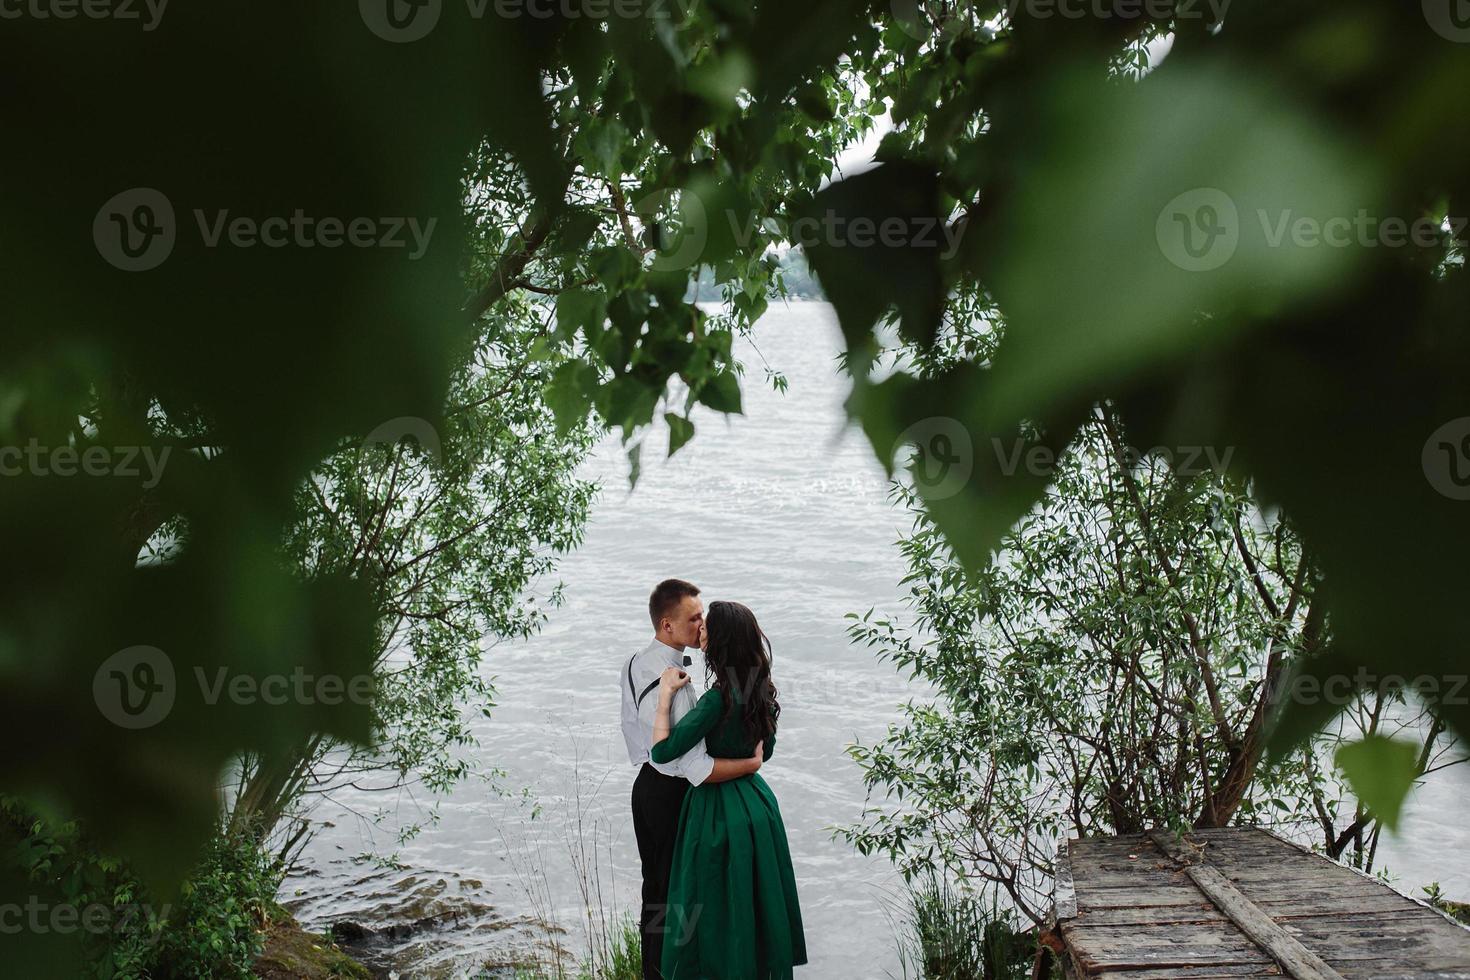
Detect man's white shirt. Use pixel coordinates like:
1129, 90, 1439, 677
620, 637, 715, 786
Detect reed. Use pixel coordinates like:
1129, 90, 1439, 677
889, 875, 1047, 980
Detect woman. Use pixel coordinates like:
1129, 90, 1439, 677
650, 600, 806, 979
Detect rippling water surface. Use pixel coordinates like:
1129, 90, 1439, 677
285, 302, 1468, 979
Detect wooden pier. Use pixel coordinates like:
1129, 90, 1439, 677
1040, 827, 1470, 979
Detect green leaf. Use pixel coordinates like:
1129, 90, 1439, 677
555, 288, 606, 342
1335, 736, 1420, 833
1264, 645, 1356, 761
983, 64, 1370, 423
592, 247, 643, 291
573, 117, 629, 182
545, 361, 596, 435
847, 364, 1086, 573
797, 160, 948, 354
666, 413, 696, 456
696, 372, 744, 415
602, 375, 660, 436
553, 207, 602, 253
794, 83, 835, 122
627, 441, 643, 489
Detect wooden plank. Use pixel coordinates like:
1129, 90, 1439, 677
1255, 895, 1431, 918
1290, 917, 1470, 962
1094, 966, 1283, 979
1070, 903, 1226, 927
1205, 831, 1470, 974
1148, 831, 1347, 980
1059, 827, 1470, 979
1060, 923, 1273, 972
1076, 884, 1216, 911
1327, 957, 1470, 980
1219, 875, 1404, 905
1056, 836, 1079, 921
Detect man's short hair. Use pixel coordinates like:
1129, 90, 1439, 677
649, 578, 700, 630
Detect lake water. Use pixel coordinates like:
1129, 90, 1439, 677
283, 302, 1469, 979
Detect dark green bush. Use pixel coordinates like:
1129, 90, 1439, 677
145, 832, 279, 979
3, 797, 281, 978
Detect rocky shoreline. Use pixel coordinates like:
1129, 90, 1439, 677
255, 915, 373, 980
276, 862, 573, 978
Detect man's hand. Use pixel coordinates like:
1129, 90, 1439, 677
744, 744, 763, 775
659, 666, 691, 693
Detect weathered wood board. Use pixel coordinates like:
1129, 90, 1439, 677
1046, 827, 1470, 980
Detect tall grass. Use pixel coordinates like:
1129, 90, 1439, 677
510, 917, 640, 980
495, 749, 643, 980
891, 876, 1046, 980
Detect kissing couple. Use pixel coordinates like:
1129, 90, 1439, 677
619, 579, 807, 979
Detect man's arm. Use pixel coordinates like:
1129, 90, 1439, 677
706, 747, 763, 783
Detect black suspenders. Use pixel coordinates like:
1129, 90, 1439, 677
627, 654, 663, 710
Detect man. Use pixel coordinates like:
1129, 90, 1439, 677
621, 578, 762, 980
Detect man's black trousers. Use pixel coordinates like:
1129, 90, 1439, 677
631, 762, 690, 980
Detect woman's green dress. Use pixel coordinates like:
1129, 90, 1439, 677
649, 687, 806, 979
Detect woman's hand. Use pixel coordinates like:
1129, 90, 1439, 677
659, 666, 691, 693
653, 668, 688, 749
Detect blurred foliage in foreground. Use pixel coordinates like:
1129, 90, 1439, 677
822, 0, 1470, 831
3, 0, 1469, 969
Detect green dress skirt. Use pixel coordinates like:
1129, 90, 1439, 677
650, 687, 807, 979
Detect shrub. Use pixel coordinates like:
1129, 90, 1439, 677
146, 832, 280, 979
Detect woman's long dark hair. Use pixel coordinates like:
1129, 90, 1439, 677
703, 600, 781, 746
